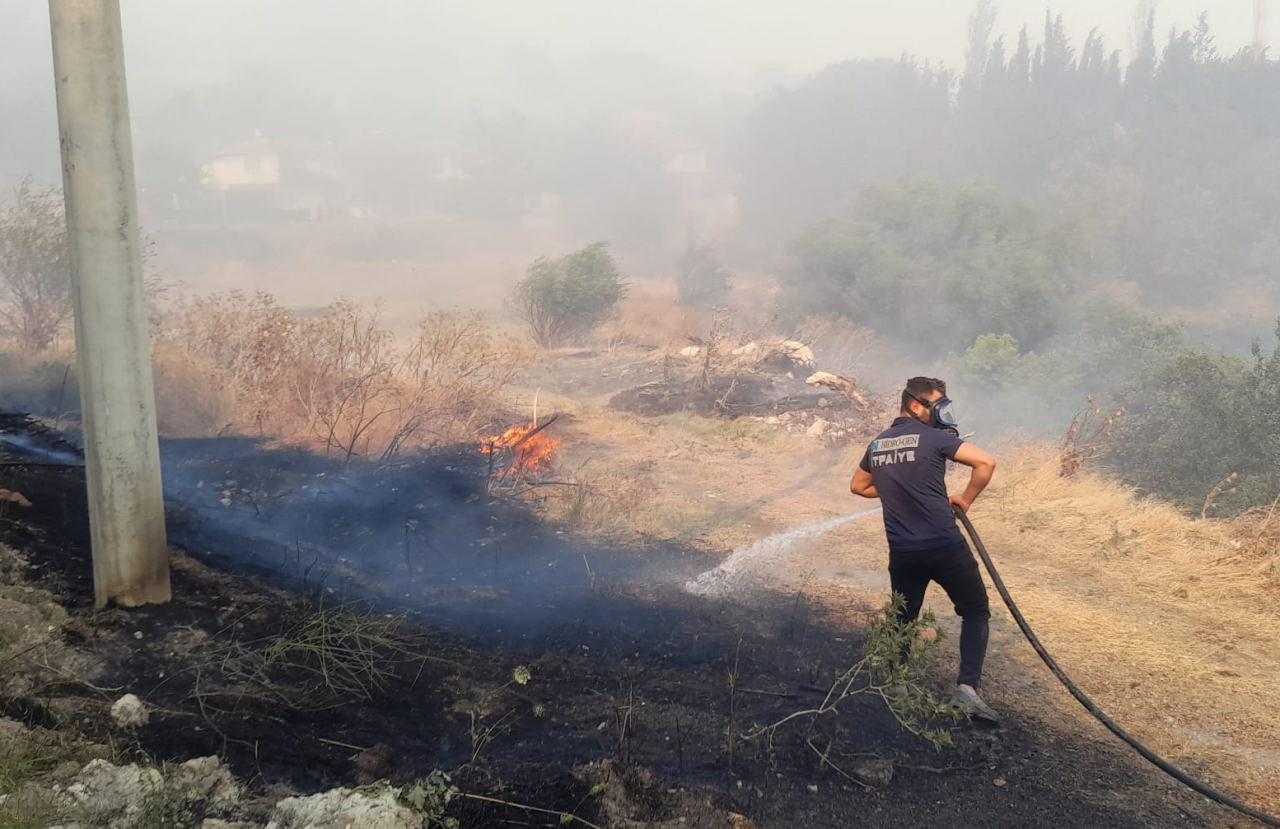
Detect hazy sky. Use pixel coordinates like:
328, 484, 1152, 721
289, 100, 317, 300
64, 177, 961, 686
4, 1, 1271, 90
1, 0, 1271, 182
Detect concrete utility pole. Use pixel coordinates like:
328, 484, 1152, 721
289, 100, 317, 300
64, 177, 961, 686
1256, 0, 1269, 53
48, 0, 170, 607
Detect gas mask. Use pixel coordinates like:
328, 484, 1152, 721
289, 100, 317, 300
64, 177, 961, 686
907, 390, 960, 436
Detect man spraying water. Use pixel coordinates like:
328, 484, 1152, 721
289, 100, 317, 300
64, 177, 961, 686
850, 376, 999, 721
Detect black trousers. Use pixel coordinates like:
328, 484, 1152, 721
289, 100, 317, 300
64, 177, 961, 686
889, 540, 990, 688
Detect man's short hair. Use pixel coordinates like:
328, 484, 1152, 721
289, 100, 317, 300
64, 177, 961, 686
901, 376, 947, 412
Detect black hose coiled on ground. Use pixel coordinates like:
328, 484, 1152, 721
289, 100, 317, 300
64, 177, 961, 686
954, 507, 1280, 828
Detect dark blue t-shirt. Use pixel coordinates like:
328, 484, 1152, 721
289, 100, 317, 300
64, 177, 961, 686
858, 417, 965, 553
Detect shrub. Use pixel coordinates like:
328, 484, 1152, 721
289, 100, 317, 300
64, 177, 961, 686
675, 241, 731, 309
0, 180, 72, 352
161, 291, 525, 459
953, 333, 1020, 390
1101, 324, 1280, 513
514, 242, 626, 347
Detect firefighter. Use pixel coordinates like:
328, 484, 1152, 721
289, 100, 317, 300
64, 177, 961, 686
850, 376, 999, 721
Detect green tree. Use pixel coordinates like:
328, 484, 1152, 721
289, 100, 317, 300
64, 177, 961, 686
788, 180, 1074, 355
514, 242, 626, 347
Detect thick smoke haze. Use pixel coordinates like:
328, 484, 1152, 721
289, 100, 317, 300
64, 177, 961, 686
1, 1, 1270, 183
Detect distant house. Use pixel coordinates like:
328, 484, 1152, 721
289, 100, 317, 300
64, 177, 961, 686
201, 139, 347, 221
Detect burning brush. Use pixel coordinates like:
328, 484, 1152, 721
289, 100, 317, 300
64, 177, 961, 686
480, 415, 560, 481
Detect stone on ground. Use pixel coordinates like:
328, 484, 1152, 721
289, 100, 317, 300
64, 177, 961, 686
109, 693, 149, 729
266, 787, 420, 829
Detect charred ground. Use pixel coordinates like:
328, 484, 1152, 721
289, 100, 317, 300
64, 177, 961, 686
0, 414, 1234, 827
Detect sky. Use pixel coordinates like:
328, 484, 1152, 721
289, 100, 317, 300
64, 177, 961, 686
4, 1, 1271, 90
1, 1, 1272, 182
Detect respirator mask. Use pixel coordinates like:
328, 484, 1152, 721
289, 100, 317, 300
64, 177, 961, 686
907, 385, 960, 436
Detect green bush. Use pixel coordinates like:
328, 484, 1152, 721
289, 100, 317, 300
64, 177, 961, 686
675, 241, 731, 309
514, 242, 626, 347
1101, 324, 1280, 513
953, 333, 1021, 390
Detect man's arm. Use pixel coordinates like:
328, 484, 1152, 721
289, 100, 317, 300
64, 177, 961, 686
850, 466, 879, 499
949, 443, 996, 512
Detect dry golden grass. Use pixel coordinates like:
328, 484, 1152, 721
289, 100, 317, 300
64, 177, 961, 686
960, 447, 1280, 814
151, 344, 235, 437
595, 280, 706, 350
975, 444, 1279, 602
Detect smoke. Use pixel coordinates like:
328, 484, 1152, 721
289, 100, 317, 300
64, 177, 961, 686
685, 507, 883, 598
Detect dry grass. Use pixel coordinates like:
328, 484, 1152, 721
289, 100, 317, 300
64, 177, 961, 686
974, 444, 1279, 602
950, 445, 1280, 812
595, 280, 706, 350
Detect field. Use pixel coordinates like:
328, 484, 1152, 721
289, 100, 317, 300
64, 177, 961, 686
0, 226, 1276, 827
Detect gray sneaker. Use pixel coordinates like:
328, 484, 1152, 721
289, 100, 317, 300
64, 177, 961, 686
950, 685, 999, 723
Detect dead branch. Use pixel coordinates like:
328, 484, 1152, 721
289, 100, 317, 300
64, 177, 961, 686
805, 371, 869, 410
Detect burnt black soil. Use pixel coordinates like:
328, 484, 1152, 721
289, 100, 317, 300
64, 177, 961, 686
0, 415, 1232, 827
609, 373, 844, 419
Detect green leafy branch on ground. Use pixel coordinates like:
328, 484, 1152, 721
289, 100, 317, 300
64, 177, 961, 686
745, 594, 961, 770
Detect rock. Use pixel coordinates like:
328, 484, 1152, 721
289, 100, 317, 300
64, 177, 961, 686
850, 758, 895, 788
60, 759, 164, 826
806, 418, 829, 438
110, 694, 149, 729
51, 759, 83, 782
777, 340, 816, 368
267, 787, 420, 829
679, 345, 702, 358
169, 756, 240, 812
201, 821, 259, 829
730, 342, 759, 356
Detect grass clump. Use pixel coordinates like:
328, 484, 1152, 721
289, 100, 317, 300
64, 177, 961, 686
202, 602, 427, 710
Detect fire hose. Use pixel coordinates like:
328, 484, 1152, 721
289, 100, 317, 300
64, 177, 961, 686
954, 507, 1280, 828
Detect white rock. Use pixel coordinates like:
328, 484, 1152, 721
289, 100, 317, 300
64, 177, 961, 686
678, 345, 702, 358
170, 756, 240, 811
268, 787, 421, 829
806, 418, 829, 438
61, 759, 163, 826
730, 342, 759, 356
778, 340, 816, 367
110, 694, 149, 729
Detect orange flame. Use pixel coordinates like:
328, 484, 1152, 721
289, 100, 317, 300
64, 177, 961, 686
481, 421, 559, 478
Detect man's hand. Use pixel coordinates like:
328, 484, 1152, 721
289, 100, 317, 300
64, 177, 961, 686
950, 443, 996, 512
